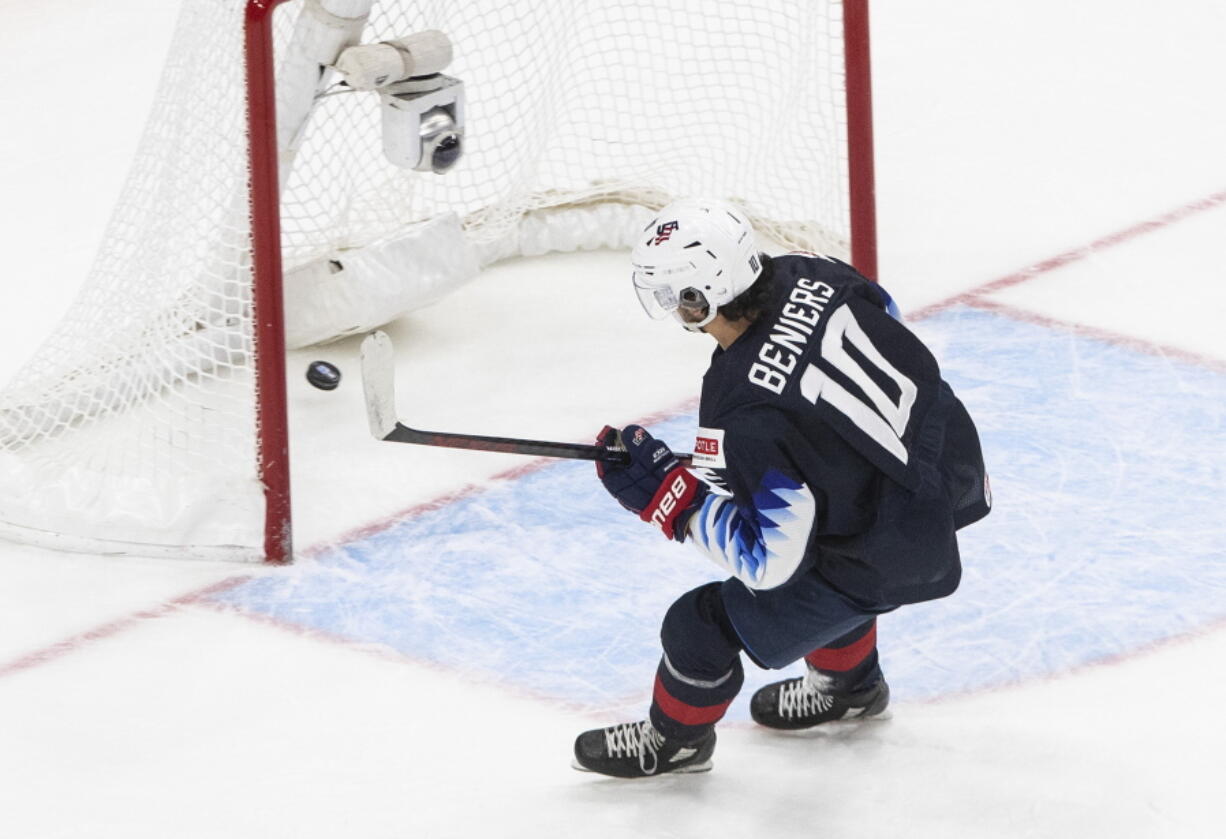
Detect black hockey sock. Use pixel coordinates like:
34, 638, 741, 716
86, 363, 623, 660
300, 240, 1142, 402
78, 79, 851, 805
651, 582, 745, 742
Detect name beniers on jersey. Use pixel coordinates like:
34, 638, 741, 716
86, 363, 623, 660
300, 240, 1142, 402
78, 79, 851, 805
748, 276, 835, 395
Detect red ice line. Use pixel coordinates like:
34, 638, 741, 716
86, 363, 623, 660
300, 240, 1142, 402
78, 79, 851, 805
3, 190, 1225, 683
0, 577, 247, 680
908, 187, 1226, 321
961, 298, 1226, 373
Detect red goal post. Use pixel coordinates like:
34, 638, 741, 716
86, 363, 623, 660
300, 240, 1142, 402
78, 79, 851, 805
246, 0, 293, 564
842, 0, 879, 280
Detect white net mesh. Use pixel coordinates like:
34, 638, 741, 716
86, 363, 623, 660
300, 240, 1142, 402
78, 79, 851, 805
0, 0, 262, 559
282, 0, 851, 263
0, 0, 852, 560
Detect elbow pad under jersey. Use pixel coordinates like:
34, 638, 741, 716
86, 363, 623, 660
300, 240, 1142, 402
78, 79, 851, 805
687, 469, 817, 590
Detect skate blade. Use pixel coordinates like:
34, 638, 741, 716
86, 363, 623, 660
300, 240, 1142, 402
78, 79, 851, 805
570, 758, 714, 776
754, 709, 893, 733
846, 709, 892, 722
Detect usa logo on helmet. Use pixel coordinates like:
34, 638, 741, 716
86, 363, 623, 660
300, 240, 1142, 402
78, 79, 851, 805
653, 221, 679, 245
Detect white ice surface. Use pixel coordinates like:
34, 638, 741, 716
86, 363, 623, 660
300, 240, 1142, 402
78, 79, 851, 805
2, 2, 1225, 837
2, 602, 1220, 839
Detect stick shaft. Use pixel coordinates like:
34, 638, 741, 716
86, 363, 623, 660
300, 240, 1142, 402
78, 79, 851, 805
384, 422, 633, 463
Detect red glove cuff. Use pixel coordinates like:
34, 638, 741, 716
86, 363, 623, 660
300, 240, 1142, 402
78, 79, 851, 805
639, 466, 702, 540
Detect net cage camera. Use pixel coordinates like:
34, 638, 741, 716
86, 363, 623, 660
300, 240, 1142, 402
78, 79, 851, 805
334, 29, 465, 173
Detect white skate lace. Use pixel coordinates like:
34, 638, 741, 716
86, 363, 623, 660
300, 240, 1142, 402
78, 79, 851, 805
777, 670, 836, 720
603, 720, 667, 775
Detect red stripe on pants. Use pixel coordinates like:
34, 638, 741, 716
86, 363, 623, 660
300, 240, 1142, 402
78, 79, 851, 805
804, 622, 877, 672
652, 676, 732, 727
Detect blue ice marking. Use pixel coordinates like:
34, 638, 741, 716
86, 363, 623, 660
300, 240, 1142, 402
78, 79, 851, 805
214, 305, 1226, 713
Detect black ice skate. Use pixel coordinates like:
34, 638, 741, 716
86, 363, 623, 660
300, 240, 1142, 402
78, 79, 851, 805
750, 669, 890, 731
572, 720, 716, 778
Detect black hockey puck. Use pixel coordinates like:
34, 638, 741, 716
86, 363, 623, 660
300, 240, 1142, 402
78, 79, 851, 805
306, 360, 341, 391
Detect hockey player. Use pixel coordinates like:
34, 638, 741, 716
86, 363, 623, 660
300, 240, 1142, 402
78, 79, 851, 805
573, 198, 990, 778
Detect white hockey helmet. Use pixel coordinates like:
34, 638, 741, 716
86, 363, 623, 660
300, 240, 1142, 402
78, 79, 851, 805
631, 198, 764, 331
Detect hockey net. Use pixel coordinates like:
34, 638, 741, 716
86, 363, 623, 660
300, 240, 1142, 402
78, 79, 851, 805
0, 0, 870, 562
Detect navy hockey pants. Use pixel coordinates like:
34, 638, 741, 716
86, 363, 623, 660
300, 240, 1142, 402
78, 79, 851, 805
650, 571, 892, 742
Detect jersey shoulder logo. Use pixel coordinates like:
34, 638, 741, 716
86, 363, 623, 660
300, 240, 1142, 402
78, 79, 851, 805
692, 427, 726, 469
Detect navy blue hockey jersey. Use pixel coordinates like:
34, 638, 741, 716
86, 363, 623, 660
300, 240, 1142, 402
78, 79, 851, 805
685, 254, 990, 608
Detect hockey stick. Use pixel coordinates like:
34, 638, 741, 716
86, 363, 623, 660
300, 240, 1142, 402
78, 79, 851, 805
360, 330, 693, 466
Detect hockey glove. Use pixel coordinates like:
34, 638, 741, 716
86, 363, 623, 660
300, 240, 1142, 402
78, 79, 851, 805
595, 424, 707, 541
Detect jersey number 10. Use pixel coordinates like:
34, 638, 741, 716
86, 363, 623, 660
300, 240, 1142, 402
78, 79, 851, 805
799, 304, 917, 465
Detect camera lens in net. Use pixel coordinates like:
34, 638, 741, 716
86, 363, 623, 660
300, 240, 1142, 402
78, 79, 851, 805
432, 134, 462, 172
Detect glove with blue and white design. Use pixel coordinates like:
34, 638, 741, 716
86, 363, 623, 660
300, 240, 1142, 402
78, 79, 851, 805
595, 424, 707, 541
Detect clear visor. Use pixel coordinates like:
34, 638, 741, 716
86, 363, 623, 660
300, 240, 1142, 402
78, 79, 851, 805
632, 274, 679, 320
632, 271, 715, 331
